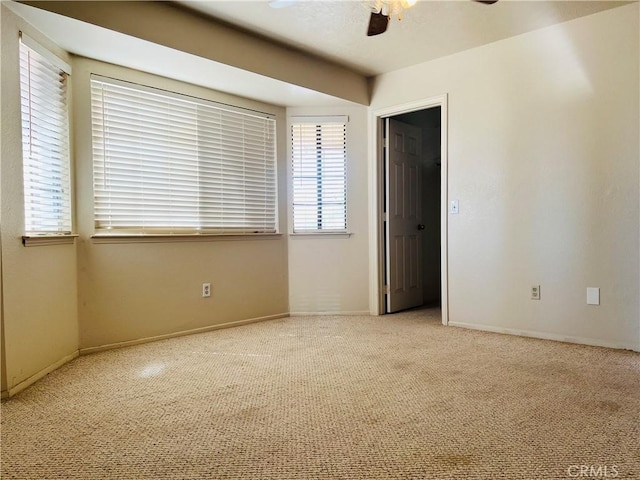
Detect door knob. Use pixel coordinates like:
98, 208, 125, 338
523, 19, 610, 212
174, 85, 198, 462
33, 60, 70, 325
417, 224, 425, 230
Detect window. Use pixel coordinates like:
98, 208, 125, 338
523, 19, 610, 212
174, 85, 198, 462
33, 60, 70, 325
291, 117, 347, 233
90, 76, 277, 235
19, 34, 72, 235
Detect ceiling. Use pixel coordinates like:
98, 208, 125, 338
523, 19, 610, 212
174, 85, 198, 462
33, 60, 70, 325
7, 0, 628, 107
176, 0, 627, 77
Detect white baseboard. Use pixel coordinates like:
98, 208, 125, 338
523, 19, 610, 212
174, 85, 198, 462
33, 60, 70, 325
79, 313, 290, 355
4, 350, 79, 398
289, 311, 371, 317
448, 321, 639, 351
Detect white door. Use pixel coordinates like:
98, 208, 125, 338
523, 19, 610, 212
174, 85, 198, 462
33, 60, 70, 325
385, 118, 424, 313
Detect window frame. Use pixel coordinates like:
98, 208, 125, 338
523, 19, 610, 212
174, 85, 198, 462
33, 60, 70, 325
89, 75, 278, 237
19, 32, 74, 242
290, 116, 348, 235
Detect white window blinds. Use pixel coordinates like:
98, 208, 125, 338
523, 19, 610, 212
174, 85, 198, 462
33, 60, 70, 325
90, 76, 277, 235
19, 35, 72, 235
291, 117, 347, 233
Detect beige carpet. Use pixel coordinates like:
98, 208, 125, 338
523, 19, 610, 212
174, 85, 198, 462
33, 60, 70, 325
2, 308, 639, 479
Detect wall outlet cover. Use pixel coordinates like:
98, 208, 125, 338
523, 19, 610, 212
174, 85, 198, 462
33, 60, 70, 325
531, 285, 540, 300
587, 287, 600, 305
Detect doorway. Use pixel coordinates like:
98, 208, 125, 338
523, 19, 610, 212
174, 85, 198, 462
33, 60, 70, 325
371, 95, 448, 324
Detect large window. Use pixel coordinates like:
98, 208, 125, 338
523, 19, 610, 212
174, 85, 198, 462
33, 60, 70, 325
19, 34, 72, 235
90, 76, 277, 235
291, 117, 347, 233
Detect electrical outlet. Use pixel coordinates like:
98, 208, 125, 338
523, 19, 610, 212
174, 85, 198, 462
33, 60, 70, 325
531, 285, 540, 300
202, 283, 211, 298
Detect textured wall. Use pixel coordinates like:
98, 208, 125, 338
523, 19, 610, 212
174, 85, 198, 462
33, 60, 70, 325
371, 4, 640, 349
1, 5, 79, 393
287, 106, 370, 315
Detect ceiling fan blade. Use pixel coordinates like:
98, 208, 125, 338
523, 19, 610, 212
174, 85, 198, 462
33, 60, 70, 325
473, 0, 499, 4
367, 11, 389, 36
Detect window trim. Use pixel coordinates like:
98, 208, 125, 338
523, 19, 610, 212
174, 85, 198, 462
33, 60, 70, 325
290, 115, 348, 235
22, 234, 78, 247
289, 232, 352, 239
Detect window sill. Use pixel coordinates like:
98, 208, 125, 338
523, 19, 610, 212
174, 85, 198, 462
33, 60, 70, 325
22, 234, 78, 247
91, 233, 283, 244
289, 232, 353, 239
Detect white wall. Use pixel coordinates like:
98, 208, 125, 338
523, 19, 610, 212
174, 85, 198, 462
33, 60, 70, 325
371, 4, 640, 349
287, 106, 370, 315
1, 5, 79, 395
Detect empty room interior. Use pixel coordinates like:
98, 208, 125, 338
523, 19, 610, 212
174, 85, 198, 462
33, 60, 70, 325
1, 0, 639, 478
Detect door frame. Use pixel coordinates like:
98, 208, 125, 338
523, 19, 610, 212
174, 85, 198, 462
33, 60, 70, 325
368, 94, 449, 325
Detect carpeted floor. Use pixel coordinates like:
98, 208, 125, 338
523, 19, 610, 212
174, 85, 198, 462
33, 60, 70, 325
2, 308, 639, 479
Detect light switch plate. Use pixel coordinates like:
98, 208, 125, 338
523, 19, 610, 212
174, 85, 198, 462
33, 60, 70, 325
450, 200, 459, 214
587, 287, 600, 305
